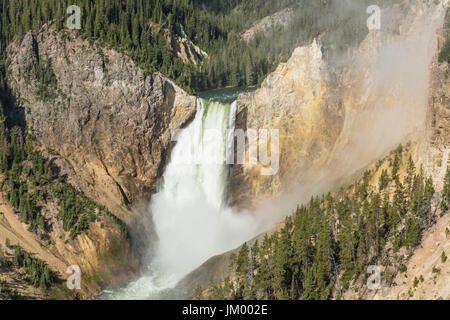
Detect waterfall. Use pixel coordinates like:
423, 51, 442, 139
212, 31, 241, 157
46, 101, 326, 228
105, 98, 258, 299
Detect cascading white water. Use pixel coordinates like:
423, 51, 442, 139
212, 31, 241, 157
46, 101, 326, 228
105, 97, 258, 299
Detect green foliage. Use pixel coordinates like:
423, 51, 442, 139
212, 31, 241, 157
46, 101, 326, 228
0, 121, 49, 233
439, 8, 450, 63
439, 38, 450, 63
0, 280, 23, 300
443, 166, 450, 208
53, 182, 97, 239
379, 169, 390, 190
34, 55, 58, 102
0, 0, 399, 94
399, 264, 407, 273
193, 284, 203, 300
445, 7, 450, 29
52, 179, 129, 239
0, 100, 128, 240
204, 148, 447, 300
1, 0, 227, 93
12, 245, 59, 290
0, 244, 60, 298
413, 276, 419, 288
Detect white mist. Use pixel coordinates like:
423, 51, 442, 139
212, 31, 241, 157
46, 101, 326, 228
107, 98, 259, 299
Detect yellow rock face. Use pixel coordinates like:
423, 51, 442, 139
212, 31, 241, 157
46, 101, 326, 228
230, 40, 344, 208
230, 1, 447, 210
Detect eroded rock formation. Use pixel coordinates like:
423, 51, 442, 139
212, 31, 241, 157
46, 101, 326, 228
230, 0, 447, 209
230, 40, 344, 207
4, 22, 198, 297
7, 23, 196, 220
422, 28, 450, 190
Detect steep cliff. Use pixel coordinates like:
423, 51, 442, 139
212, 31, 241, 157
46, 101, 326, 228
230, 40, 344, 207
181, 0, 449, 300
240, 7, 294, 42
422, 28, 450, 190
230, 0, 447, 209
6, 23, 196, 220
345, 32, 450, 299
2, 22, 197, 298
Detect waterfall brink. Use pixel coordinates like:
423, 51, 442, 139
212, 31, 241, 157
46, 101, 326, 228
105, 98, 258, 299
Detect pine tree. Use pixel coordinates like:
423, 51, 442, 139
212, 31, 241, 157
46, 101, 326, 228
379, 169, 390, 190
236, 244, 250, 274
272, 227, 293, 299
405, 156, 415, 194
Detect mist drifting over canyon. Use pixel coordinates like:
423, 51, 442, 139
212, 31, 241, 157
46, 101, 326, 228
0, 0, 448, 303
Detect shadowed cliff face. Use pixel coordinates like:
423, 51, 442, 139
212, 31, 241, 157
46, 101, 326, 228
3, 23, 198, 296
6, 23, 197, 222
422, 28, 450, 191
230, 0, 447, 214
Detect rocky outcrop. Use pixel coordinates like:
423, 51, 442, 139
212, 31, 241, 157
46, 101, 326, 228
6, 23, 197, 220
345, 29, 450, 300
164, 25, 208, 65
149, 21, 208, 65
241, 8, 294, 42
230, 0, 447, 209
422, 28, 450, 190
230, 40, 344, 207
4, 23, 198, 297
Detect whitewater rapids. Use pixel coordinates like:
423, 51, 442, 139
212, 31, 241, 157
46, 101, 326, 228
104, 98, 259, 299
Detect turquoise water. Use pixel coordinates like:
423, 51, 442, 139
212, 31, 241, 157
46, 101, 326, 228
197, 86, 255, 104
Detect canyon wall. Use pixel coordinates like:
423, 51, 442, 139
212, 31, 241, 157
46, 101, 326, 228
181, 9, 450, 298
230, 40, 344, 207
230, 0, 447, 210
7, 23, 196, 221
421, 28, 450, 190
3, 22, 197, 297
351, 24, 450, 301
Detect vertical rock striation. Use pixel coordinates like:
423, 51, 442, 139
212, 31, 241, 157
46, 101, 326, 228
230, 40, 344, 207
422, 28, 450, 190
7, 23, 197, 220
4, 23, 198, 296
230, 0, 447, 209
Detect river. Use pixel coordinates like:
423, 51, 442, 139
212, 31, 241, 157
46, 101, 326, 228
101, 87, 258, 300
